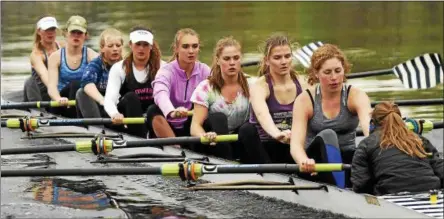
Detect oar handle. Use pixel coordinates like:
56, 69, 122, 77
200, 134, 238, 144
49, 100, 76, 107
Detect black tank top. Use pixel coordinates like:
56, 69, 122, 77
119, 65, 154, 112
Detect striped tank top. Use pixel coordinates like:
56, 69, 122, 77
58, 46, 88, 91
249, 74, 302, 141
305, 84, 359, 151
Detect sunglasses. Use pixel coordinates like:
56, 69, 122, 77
181, 43, 199, 49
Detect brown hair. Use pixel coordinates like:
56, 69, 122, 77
307, 44, 351, 86
372, 101, 427, 158
169, 28, 200, 62
123, 26, 162, 82
208, 36, 250, 98
99, 28, 124, 64
257, 33, 299, 81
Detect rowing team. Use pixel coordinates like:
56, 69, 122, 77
23, 15, 443, 195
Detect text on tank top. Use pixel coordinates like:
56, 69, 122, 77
119, 63, 154, 111
31, 43, 60, 86
58, 46, 88, 91
305, 84, 359, 150
250, 74, 302, 141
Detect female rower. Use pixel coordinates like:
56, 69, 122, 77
290, 44, 372, 188
76, 28, 124, 118
23, 16, 62, 102
238, 33, 305, 164
189, 36, 250, 160
47, 15, 98, 118
147, 28, 210, 146
351, 102, 443, 195
103, 26, 164, 138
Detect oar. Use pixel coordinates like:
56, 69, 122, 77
241, 41, 443, 90
1, 117, 146, 131
356, 121, 443, 137
1, 100, 76, 110
370, 98, 443, 107
1, 163, 350, 177
0, 134, 238, 155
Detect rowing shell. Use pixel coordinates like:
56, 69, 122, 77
1, 102, 442, 219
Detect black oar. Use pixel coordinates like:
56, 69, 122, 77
1, 117, 146, 131
356, 121, 443, 137
1, 163, 350, 177
90, 157, 210, 164
0, 134, 238, 155
370, 98, 443, 107
1, 100, 76, 110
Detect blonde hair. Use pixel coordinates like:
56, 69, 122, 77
257, 33, 299, 81
208, 36, 250, 98
169, 28, 200, 62
99, 28, 124, 62
372, 101, 427, 158
307, 44, 351, 86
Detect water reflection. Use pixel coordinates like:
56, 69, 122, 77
30, 177, 115, 210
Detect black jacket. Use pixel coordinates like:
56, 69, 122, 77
351, 130, 443, 195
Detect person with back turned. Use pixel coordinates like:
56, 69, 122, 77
351, 101, 443, 195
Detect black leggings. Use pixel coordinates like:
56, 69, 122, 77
111, 92, 148, 138
145, 104, 192, 139
190, 112, 244, 160
48, 81, 81, 118
297, 129, 354, 188
238, 122, 294, 164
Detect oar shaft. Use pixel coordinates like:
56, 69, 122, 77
1, 117, 146, 129
115, 134, 238, 149
203, 164, 350, 174
1, 100, 76, 110
371, 98, 443, 107
2, 167, 162, 177
1, 144, 76, 155
347, 68, 393, 79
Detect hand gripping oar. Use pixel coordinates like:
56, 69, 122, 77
1, 162, 351, 179
1, 117, 146, 132
1, 100, 76, 110
0, 134, 239, 155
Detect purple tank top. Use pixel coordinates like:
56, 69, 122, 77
249, 74, 302, 141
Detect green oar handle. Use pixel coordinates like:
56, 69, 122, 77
120, 117, 146, 124
49, 100, 76, 107
200, 134, 238, 144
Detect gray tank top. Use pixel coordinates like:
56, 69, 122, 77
305, 84, 359, 151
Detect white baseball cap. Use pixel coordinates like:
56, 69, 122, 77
129, 30, 154, 44
37, 17, 58, 30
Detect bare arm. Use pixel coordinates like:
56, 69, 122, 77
250, 77, 281, 138
47, 50, 62, 100
190, 104, 209, 137
84, 83, 104, 105
348, 87, 372, 136
86, 48, 99, 62
290, 91, 313, 164
30, 51, 50, 87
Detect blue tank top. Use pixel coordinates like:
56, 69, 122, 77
58, 46, 88, 91
249, 74, 302, 141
